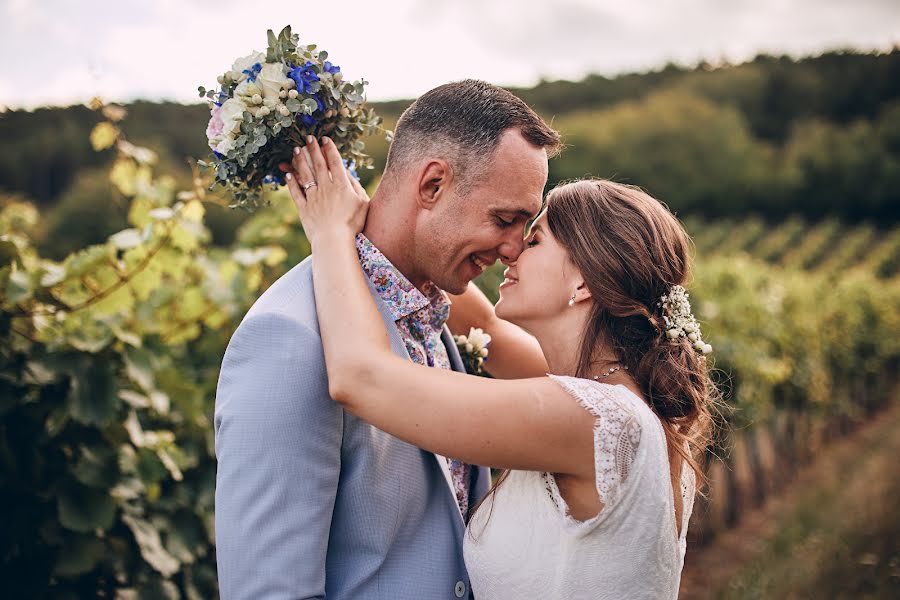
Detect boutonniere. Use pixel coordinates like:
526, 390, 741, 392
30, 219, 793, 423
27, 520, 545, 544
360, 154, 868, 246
453, 327, 492, 376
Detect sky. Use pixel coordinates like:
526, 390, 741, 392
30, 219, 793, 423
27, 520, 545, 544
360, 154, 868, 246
1, 0, 898, 111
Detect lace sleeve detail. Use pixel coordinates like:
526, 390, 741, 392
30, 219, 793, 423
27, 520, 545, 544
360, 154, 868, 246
547, 375, 642, 510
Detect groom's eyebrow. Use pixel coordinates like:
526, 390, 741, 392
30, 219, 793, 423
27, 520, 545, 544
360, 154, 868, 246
495, 209, 536, 221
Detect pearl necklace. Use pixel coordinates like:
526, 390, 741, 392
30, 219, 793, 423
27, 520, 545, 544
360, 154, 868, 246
592, 365, 628, 380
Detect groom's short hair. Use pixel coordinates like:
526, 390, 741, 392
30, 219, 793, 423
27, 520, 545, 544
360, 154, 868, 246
384, 79, 560, 195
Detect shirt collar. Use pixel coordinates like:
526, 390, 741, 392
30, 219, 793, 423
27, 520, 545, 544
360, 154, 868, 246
356, 234, 451, 327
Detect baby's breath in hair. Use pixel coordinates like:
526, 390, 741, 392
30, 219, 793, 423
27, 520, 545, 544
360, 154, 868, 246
659, 285, 712, 355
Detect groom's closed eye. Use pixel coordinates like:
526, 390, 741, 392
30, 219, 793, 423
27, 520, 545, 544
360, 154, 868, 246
493, 209, 535, 229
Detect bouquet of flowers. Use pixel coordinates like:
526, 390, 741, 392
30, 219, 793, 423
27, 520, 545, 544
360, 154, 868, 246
198, 26, 388, 210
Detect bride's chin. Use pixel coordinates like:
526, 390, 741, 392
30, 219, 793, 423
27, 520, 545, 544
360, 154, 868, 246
493, 299, 516, 323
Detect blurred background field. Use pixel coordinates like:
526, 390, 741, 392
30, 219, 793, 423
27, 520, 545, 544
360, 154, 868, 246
2, 42, 899, 599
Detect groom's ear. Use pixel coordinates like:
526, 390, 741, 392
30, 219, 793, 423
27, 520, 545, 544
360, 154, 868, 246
416, 159, 452, 209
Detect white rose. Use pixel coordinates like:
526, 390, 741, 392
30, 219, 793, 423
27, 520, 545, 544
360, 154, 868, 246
219, 98, 247, 134
257, 62, 292, 100
230, 51, 265, 82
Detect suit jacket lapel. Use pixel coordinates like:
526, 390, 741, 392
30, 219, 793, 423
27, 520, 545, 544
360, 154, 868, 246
364, 278, 460, 515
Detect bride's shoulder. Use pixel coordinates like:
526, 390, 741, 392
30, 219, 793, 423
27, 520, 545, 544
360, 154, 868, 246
546, 374, 647, 419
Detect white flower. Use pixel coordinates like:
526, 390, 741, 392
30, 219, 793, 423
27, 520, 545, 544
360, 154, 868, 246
234, 80, 262, 101
688, 332, 698, 342
479, 348, 489, 357
257, 62, 292, 100
288, 89, 299, 99
251, 94, 262, 105
230, 51, 266, 82
466, 327, 491, 352
666, 329, 680, 340
218, 98, 246, 135
465, 343, 474, 353
278, 104, 290, 117
214, 136, 235, 155
693, 340, 705, 351
702, 344, 713, 355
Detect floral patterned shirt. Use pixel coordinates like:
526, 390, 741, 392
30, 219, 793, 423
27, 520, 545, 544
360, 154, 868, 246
356, 234, 472, 519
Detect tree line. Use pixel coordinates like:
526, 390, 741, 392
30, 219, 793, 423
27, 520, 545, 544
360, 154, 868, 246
2, 49, 899, 258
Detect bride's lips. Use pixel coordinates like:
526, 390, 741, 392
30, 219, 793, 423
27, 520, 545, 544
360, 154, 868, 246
499, 272, 519, 289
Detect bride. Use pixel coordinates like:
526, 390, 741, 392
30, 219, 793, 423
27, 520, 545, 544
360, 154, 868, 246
283, 136, 716, 599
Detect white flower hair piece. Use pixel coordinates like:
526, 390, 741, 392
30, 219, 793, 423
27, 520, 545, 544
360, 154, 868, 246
658, 285, 712, 355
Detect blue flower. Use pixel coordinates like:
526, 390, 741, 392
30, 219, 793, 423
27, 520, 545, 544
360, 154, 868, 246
323, 61, 340, 75
313, 93, 325, 113
343, 159, 359, 181
263, 173, 286, 186
298, 113, 317, 128
213, 151, 225, 160
288, 61, 320, 94
243, 62, 262, 83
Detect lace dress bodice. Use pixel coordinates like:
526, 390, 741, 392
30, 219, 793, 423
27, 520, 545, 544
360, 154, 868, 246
463, 375, 695, 600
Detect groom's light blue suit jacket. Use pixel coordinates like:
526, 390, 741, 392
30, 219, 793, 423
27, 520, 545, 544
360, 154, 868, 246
214, 256, 491, 599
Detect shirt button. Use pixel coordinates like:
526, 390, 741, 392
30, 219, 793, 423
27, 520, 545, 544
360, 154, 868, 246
454, 580, 466, 598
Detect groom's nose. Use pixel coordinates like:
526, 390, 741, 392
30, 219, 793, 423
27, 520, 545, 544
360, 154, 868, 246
498, 232, 525, 264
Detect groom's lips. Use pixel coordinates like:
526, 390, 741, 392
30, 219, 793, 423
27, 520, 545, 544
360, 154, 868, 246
468, 254, 492, 275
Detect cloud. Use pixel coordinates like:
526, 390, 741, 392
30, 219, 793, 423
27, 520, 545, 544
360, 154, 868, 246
0, 0, 897, 109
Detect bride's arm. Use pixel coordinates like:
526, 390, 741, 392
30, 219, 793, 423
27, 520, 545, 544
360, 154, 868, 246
286, 138, 593, 477
446, 282, 549, 379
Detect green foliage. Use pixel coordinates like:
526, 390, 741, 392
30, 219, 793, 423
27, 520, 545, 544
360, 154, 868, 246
551, 89, 781, 216
1, 96, 898, 596
0, 105, 308, 597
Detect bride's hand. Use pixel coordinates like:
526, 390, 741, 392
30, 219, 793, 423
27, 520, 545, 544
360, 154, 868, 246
284, 136, 369, 248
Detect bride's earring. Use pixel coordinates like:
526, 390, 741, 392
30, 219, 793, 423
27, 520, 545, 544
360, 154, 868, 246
568, 294, 576, 307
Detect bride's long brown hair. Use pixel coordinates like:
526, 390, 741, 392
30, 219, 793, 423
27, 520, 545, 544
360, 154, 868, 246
470, 179, 717, 529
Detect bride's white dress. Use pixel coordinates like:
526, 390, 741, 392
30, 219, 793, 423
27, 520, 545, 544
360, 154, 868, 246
463, 375, 696, 599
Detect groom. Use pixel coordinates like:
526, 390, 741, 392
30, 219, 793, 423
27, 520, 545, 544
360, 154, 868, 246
214, 79, 559, 599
